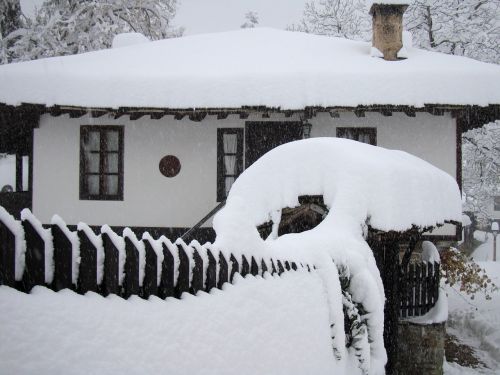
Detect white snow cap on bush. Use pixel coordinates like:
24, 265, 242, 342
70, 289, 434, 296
214, 138, 461, 374
111, 33, 149, 49
421, 241, 440, 264
461, 214, 472, 226
214, 138, 461, 249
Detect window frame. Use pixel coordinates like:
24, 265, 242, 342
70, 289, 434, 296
79, 125, 124, 201
336, 127, 377, 145
217, 128, 244, 202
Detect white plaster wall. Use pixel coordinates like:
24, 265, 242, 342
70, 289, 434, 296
310, 112, 457, 179
33, 111, 457, 229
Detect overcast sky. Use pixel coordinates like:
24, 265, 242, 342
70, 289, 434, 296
20, 0, 308, 35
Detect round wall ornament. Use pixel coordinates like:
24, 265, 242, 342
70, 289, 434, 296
159, 155, 181, 177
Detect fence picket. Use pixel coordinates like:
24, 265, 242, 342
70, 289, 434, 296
399, 265, 405, 318
229, 254, 239, 282
408, 263, 415, 316
0, 221, 16, 287
1, 209, 443, 318
160, 242, 175, 298
123, 237, 140, 298
218, 252, 228, 288
101, 232, 119, 296
415, 263, 422, 315
241, 255, 249, 277
250, 257, 259, 276
277, 260, 285, 275
260, 259, 268, 276
51, 224, 73, 291
421, 262, 428, 313
191, 249, 204, 294
77, 229, 98, 293
434, 262, 440, 304
22, 219, 45, 291
205, 249, 217, 292
175, 245, 190, 298
270, 259, 277, 275
142, 239, 158, 299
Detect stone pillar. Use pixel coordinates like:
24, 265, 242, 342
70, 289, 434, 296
397, 321, 445, 375
369, 3, 408, 61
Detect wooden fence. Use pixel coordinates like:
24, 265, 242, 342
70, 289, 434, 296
0, 209, 305, 299
399, 261, 440, 318
0, 208, 441, 319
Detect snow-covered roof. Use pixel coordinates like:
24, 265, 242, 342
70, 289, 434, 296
0, 28, 499, 109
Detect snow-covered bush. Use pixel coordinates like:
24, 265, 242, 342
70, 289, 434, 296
214, 138, 462, 374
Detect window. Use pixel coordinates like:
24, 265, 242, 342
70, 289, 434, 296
495, 196, 500, 211
217, 128, 243, 201
80, 126, 123, 200
336, 128, 377, 145
0, 153, 29, 192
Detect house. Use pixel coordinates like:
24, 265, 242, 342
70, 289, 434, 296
0, 2, 499, 243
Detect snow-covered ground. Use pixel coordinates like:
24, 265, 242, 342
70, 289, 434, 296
445, 232, 500, 374
0, 271, 349, 375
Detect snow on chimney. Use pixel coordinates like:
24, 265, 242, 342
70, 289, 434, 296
369, 1, 409, 61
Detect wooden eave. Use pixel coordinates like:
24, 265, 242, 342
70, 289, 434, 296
0, 102, 499, 132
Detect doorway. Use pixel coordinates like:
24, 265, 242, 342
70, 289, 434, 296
245, 121, 302, 168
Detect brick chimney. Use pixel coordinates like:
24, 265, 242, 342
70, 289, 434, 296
369, 2, 409, 61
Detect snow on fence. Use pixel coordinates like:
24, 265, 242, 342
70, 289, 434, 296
0, 207, 441, 320
399, 261, 441, 318
0, 208, 306, 299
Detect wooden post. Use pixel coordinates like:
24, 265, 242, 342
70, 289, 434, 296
492, 233, 497, 261
0, 221, 16, 288
51, 224, 73, 291
22, 219, 45, 291
123, 237, 140, 298
101, 232, 119, 296
77, 229, 98, 294
377, 234, 400, 375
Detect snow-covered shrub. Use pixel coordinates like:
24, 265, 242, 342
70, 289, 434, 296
214, 138, 462, 374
